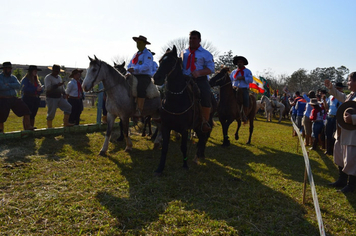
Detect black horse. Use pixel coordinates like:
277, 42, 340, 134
153, 46, 215, 175
209, 67, 256, 146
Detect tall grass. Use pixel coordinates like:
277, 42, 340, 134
1, 113, 356, 235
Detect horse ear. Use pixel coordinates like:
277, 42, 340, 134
122, 61, 125, 67
94, 55, 99, 61
172, 45, 177, 55
88, 56, 94, 62
114, 62, 117, 66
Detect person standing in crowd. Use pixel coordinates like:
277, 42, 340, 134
148, 49, 159, 77
66, 69, 84, 125
309, 98, 325, 150
290, 91, 303, 136
325, 73, 356, 193
323, 82, 345, 155
20, 65, 43, 129
295, 94, 307, 134
302, 91, 316, 146
0, 62, 34, 132
44, 64, 73, 128
230, 56, 253, 123
127, 35, 153, 116
182, 30, 215, 132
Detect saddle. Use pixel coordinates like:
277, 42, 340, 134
126, 74, 160, 99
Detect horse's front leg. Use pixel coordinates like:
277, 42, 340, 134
221, 119, 231, 147
99, 113, 116, 156
180, 130, 189, 169
235, 119, 242, 141
155, 125, 171, 175
121, 117, 132, 152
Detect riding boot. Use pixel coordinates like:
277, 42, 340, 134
30, 118, 37, 130
201, 106, 211, 133
242, 106, 249, 124
339, 175, 356, 193
63, 114, 75, 127
0, 122, 4, 133
47, 120, 53, 128
328, 166, 348, 188
23, 115, 35, 131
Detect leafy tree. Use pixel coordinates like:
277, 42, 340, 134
12, 68, 23, 81
214, 50, 237, 72
286, 68, 309, 93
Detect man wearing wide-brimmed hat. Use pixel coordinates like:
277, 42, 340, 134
44, 64, 74, 128
230, 55, 253, 124
65, 69, 84, 125
324, 82, 346, 155
325, 73, 356, 193
127, 35, 154, 116
0, 61, 35, 132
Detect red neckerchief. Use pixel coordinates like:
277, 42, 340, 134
233, 66, 245, 79
77, 80, 82, 98
186, 46, 199, 71
132, 51, 143, 65
34, 80, 38, 95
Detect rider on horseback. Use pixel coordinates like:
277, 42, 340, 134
230, 56, 253, 123
127, 35, 154, 116
182, 30, 215, 133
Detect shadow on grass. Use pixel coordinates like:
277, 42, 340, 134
95, 136, 320, 235
0, 138, 36, 163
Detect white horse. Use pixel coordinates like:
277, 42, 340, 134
260, 95, 285, 123
82, 56, 161, 155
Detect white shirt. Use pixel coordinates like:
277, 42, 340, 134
182, 45, 215, 77
127, 48, 153, 75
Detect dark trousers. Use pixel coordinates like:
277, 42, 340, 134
0, 97, 30, 122
136, 74, 151, 98
68, 98, 83, 125
196, 77, 211, 107
22, 95, 40, 120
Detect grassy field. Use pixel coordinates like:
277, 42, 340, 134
1, 109, 356, 235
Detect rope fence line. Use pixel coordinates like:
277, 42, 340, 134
291, 117, 325, 236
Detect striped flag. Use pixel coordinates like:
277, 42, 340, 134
249, 76, 265, 94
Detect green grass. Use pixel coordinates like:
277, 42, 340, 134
3, 107, 100, 132
1, 112, 356, 235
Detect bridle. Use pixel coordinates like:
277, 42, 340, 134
161, 55, 195, 115
87, 60, 121, 94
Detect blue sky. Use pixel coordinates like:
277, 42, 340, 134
1, 0, 355, 77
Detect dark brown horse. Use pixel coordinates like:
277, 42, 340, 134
153, 46, 215, 175
209, 67, 256, 146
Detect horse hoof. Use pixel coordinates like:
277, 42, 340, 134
124, 147, 132, 152
153, 143, 161, 150
193, 156, 200, 164
117, 136, 124, 142
246, 141, 251, 145
235, 135, 239, 141
99, 151, 106, 156
154, 171, 162, 177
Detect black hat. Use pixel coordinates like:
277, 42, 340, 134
132, 35, 151, 45
308, 98, 321, 106
335, 82, 346, 88
233, 56, 248, 65
48, 64, 64, 72
0, 61, 12, 69
336, 101, 356, 130
27, 65, 42, 71
69, 69, 84, 78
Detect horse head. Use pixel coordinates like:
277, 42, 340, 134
153, 45, 179, 86
82, 55, 104, 92
209, 67, 230, 87
113, 61, 127, 75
